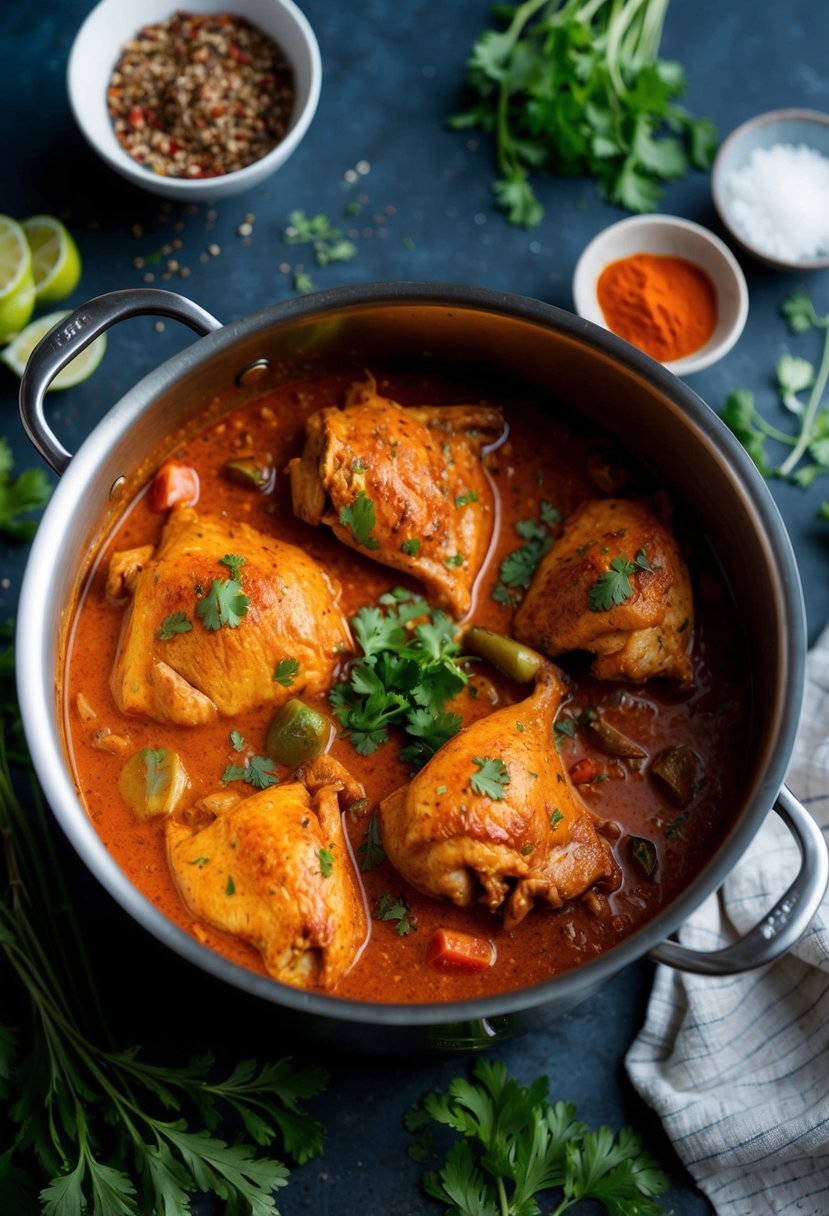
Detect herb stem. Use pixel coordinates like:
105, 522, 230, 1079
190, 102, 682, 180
778, 319, 829, 476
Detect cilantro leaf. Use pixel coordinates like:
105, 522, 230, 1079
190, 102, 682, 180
375, 891, 416, 935
317, 847, 334, 877
781, 290, 820, 335
219, 553, 246, 578
196, 578, 250, 631
222, 755, 279, 789
401, 537, 422, 556
156, 612, 193, 640
720, 388, 772, 475
358, 810, 386, 872
273, 658, 300, 687
588, 555, 645, 612
470, 756, 510, 800
0, 439, 52, 540
339, 490, 379, 550
409, 1060, 668, 1215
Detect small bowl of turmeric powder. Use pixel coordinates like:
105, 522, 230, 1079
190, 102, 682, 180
572, 214, 749, 376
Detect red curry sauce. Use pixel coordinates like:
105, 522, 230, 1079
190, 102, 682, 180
63, 371, 749, 1003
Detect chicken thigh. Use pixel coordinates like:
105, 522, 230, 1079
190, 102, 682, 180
289, 376, 504, 617
379, 664, 617, 930
167, 757, 368, 990
109, 506, 351, 725
514, 498, 694, 687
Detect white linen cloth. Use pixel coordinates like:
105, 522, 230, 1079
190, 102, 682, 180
626, 623, 829, 1216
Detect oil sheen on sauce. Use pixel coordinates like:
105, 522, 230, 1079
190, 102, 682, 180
63, 371, 749, 1004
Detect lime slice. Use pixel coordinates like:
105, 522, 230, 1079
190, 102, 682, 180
21, 215, 82, 306
0, 214, 35, 342
1, 310, 106, 390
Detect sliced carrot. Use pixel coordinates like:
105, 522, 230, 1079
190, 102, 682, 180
148, 462, 200, 513
427, 928, 495, 974
569, 757, 599, 784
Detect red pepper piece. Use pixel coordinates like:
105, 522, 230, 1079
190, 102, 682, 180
427, 929, 495, 973
569, 757, 600, 785
148, 462, 200, 513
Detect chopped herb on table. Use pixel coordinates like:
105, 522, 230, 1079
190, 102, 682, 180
0, 623, 327, 1212
283, 210, 358, 266
406, 1058, 668, 1214
329, 587, 467, 765
720, 291, 829, 521
448, 0, 717, 228
0, 437, 52, 540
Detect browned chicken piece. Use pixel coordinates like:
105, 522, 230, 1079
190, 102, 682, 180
109, 505, 351, 726
379, 664, 617, 930
289, 376, 505, 618
167, 756, 368, 990
514, 498, 694, 688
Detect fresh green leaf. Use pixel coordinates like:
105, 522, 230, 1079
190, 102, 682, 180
222, 754, 280, 789
274, 658, 300, 687
588, 551, 655, 613
219, 553, 246, 578
358, 810, 386, 872
720, 389, 772, 475
401, 537, 422, 556
781, 291, 820, 335
340, 490, 379, 550
156, 612, 193, 640
376, 891, 416, 935
470, 756, 510, 800
196, 578, 250, 631
318, 847, 334, 877
0, 439, 52, 541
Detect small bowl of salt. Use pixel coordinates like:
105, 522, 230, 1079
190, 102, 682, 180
712, 108, 829, 270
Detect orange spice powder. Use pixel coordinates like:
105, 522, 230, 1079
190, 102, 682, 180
596, 252, 717, 362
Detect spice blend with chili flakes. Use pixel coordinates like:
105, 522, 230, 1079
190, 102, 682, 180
107, 11, 295, 180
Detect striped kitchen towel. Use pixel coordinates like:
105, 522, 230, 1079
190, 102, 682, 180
626, 623, 829, 1216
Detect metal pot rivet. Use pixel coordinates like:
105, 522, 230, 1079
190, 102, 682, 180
235, 358, 270, 387
109, 476, 126, 499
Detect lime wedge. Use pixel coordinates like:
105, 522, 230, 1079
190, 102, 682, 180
0, 214, 35, 342
22, 215, 82, 306
1, 310, 106, 390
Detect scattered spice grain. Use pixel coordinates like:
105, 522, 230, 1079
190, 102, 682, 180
596, 252, 717, 363
108, 11, 295, 180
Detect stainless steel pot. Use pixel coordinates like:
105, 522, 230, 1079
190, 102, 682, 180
16, 283, 829, 1052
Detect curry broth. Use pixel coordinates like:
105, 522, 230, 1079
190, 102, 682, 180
64, 371, 748, 1003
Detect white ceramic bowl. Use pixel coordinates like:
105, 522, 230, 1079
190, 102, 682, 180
712, 108, 829, 271
67, 0, 321, 202
572, 214, 749, 377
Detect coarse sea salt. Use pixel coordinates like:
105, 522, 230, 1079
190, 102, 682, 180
723, 142, 829, 262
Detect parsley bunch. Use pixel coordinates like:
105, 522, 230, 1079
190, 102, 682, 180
330, 587, 467, 766
407, 1059, 668, 1215
0, 625, 327, 1214
449, 0, 717, 227
720, 291, 829, 521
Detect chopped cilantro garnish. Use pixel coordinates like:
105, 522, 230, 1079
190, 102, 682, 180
400, 537, 421, 556
273, 658, 300, 687
188, 856, 210, 867
230, 729, 246, 752
329, 588, 467, 765
550, 808, 564, 828
588, 549, 656, 613
339, 490, 379, 550
318, 847, 334, 877
156, 611, 193, 640
376, 892, 416, 935
225, 874, 236, 896
470, 756, 510, 800
222, 755, 279, 789
196, 578, 250, 631
0, 437, 52, 540
492, 503, 560, 606
444, 553, 464, 568
219, 553, 246, 578
358, 811, 386, 872
454, 490, 479, 508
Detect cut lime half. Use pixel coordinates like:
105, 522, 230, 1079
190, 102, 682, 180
22, 215, 82, 306
1, 310, 106, 390
0, 214, 35, 342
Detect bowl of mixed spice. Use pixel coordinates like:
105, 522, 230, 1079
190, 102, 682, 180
67, 0, 321, 201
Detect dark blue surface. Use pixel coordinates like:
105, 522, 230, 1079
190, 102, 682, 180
2, 1, 829, 1212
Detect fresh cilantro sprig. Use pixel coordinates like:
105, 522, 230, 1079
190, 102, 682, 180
329, 587, 466, 764
588, 549, 656, 612
449, 0, 717, 228
720, 291, 829, 521
222, 753, 280, 789
283, 210, 357, 266
0, 626, 326, 1213
492, 501, 561, 607
0, 438, 52, 540
339, 490, 380, 550
406, 1059, 668, 1215
470, 755, 511, 800
376, 891, 417, 935
196, 577, 250, 631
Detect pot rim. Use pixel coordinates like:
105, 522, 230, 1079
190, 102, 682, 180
17, 280, 806, 1027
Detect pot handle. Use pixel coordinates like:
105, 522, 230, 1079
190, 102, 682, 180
650, 785, 828, 975
19, 288, 223, 475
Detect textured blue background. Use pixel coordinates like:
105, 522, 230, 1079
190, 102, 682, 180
1, 1, 828, 1212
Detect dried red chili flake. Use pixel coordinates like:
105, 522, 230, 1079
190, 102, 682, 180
108, 11, 295, 179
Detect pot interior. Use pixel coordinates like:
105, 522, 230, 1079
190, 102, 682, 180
19, 285, 805, 1030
